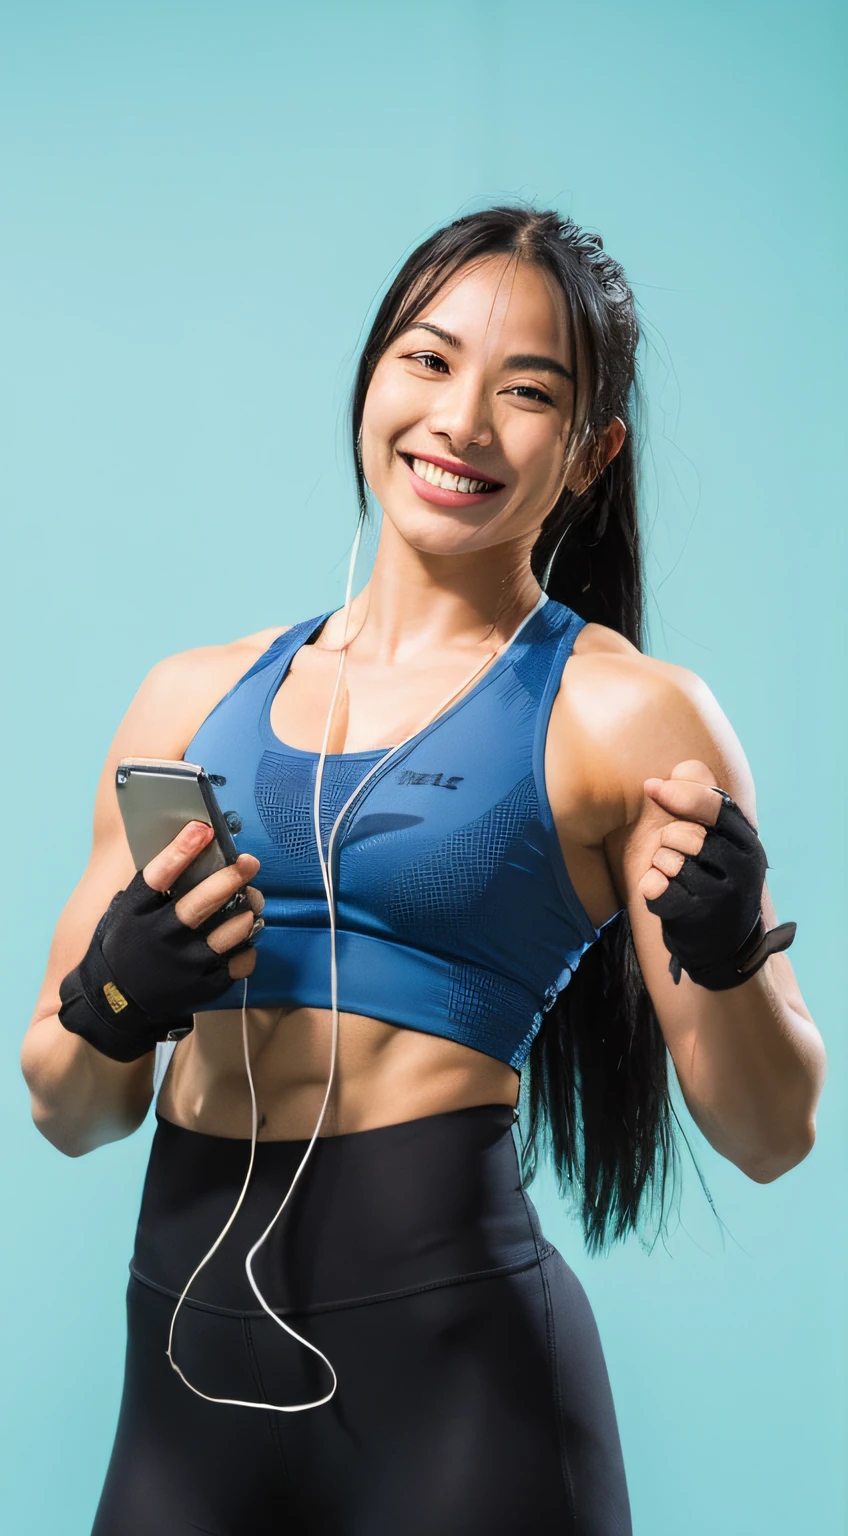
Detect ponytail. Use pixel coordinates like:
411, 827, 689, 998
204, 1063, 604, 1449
524, 405, 681, 1254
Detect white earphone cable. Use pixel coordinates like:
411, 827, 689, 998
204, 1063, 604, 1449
166, 523, 547, 1411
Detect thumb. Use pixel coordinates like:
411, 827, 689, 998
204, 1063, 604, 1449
142, 821, 214, 893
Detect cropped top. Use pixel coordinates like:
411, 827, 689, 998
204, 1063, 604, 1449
185, 594, 607, 1072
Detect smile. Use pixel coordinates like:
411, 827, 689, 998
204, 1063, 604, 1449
398, 452, 505, 504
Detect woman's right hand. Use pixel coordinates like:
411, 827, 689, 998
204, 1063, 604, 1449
57, 823, 264, 1062
143, 820, 264, 984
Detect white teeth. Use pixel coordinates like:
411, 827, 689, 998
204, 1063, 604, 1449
410, 456, 495, 494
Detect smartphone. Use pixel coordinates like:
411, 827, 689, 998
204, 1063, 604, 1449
116, 758, 241, 902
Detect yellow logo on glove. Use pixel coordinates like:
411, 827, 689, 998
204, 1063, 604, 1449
103, 982, 129, 1014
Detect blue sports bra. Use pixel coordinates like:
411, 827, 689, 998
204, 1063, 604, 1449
186, 594, 610, 1072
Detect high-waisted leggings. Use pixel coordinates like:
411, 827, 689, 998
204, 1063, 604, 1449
92, 1104, 632, 1534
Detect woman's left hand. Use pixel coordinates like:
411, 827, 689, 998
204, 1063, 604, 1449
636, 758, 723, 902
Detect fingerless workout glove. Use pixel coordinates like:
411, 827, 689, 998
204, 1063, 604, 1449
645, 790, 796, 990
59, 871, 237, 1062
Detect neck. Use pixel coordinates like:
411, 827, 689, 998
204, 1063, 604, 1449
331, 518, 544, 664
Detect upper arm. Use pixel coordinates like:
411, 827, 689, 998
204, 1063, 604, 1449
27, 627, 290, 1032
598, 663, 808, 1028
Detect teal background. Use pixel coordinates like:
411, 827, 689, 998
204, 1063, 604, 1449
2, 2, 845, 1531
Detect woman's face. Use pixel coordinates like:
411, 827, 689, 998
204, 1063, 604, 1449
359, 255, 580, 560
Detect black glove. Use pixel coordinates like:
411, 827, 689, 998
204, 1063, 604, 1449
59, 871, 241, 1062
645, 789, 796, 990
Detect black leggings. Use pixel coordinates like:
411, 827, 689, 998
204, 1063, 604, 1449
92, 1105, 632, 1534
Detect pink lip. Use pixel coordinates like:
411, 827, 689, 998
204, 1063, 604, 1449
402, 449, 504, 484
400, 454, 505, 508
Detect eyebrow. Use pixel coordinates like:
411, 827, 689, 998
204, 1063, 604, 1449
399, 321, 575, 382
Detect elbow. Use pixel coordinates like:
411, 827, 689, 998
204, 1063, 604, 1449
29, 1097, 149, 1158
20, 1047, 87, 1157
741, 1119, 817, 1184
29, 1099, 93, 1158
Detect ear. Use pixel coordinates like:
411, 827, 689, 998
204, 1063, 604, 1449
568, 417, 627, 496
603, 416, 627, 469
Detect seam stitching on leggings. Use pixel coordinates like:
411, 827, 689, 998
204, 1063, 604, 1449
128, 1253, 543, 1317
518, 1191, 577, 1534
538, 1249, 578, 1533
242, 1315, 295, 1489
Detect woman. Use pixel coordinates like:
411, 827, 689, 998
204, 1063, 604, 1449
22, 206, 825, 1534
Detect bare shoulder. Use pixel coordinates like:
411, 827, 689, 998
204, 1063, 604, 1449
127, 624, 292, 754
88, 623, 293, 846
567, 621, 705, 720
145, 622, 291, 698
553, 621, 756, 824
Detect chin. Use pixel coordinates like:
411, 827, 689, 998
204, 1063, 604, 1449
383, 508, 500, 558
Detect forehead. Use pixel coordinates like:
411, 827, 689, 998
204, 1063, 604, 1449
414, 256, 572, 363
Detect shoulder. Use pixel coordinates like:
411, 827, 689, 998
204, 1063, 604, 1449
83, 624, 294, 869
146, 623, 291, 701
552, 620, 756, 825
565, 621, 707, 725
116, 624, 293, 760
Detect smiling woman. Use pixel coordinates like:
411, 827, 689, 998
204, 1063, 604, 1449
22, 205, 825, 1535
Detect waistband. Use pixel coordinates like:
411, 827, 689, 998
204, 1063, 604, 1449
130, 1104, 548, 1317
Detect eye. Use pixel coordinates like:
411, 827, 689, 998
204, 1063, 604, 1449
406, 351, 449, 373
505, 385, 554, 406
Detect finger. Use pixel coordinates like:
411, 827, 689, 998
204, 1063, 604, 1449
143, 821, 214, 894
643, 776, 723, 827
244, 885, 265, 917
652, 846, 685, 878
206, 908, 260, 955
173, 854, 261, 929
638, 868, 669, 901
659, 820, 707, 856
228, 947, 257, 982
670, 760, 716, 785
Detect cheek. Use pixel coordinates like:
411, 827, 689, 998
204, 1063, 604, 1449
363, 367, 420, 444
510, 422, 567, 502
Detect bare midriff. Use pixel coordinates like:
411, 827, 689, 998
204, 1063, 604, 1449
155, 1005, 521, 1141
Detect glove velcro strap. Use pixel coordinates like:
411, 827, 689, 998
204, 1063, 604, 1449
59, 941, 193, 1063
677, 914, 797, 991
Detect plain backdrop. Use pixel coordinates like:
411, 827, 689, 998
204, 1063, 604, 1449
2, 2, 845, 1532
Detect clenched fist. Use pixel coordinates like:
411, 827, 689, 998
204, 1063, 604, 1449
637, 760, 795, 991
638, 759, 722, 903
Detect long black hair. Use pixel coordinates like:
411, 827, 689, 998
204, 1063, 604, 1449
348, 204, 680, 1254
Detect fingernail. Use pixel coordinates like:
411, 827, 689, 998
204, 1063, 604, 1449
188, 820, 212, 844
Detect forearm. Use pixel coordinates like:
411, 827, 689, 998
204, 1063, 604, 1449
663, 957, 826, 1181
21, 1013, 155, 1157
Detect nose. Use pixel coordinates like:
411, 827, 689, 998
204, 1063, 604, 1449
428, 370, 494, 454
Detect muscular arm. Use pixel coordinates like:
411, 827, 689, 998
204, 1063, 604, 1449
560, 636, 826, 1184
21, 627, 286, 1158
